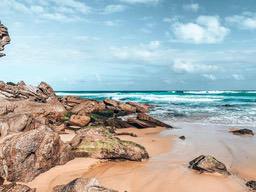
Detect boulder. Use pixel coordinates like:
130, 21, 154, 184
70, 127, 149, 161
104, 99, 120, 108
53, 177, 117, 192
230, 128, 254, 136
127, 118, 154, 128
137, 113, 173, 128
0, 183, 35, 192
179, 136, 186, 140
189, 155, 230, 175
0, 127, 74, 182
105, 118, 132, 129
69, 115, 91, 127
0, 23, 11, 57
127, 102, 150, 113
118, 103, 136, 113
246, 180, 256, 190
71, 100, 105, 115
38, 81, 56, 97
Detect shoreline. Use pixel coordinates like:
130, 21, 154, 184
26, 126, 173, 192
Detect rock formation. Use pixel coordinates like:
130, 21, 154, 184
230, 128, 254, 136
70, 127, 149, 161
0, 183, 35, 192
246, 180, 256, 190
189, 155, 230, 175
0, 127, 74, 182
53, 177, 117, 192
0, 23, 10, 57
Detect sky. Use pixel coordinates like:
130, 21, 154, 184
0, 0, 256, 90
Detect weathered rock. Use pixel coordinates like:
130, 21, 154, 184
179, 136, 186, 140
137, 113, 173, 128
0, 127, 74, 182
127, 102, 150, 113
0, 23, 11, 57
118, 103, 136, 113
71, 127, 149, 161
61, 96, 84, 110
69, 115, 91, 127
127, 118, 154, 128
53, 177, 117, 192
0, 183, 36, 192
105, 118, 132, 128
189, 155, 230, 175
230, 128, 254, 136
90, 110, 115, 125
38, 81, 56, 97
104, 99, 120, 108
71, 100, 105, 115
246, 180, 256, 190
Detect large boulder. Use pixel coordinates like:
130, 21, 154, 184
0, 127, 74, 182
71, 100, 105, 115
127, 102, 150, 113
189, 155, 230, 175
137, 113, 173, 128
246, 180, 256, 190
70, 127, 149, 161
0, 23, 11, 57
53, 177, 117, 192
69, 115, 91, 127
230, 128, 254, 136
0, 183, 35, 192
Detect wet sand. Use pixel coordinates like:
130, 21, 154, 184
27, 123, 255, 192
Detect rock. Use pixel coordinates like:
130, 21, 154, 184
0, 183, 36, 192
71, 100, 105, 115
61, 96, 84, 110
118, 103, 136, 113
71, 127, 149, 161
105, 118, 132, 128
127, 102, 150, 113
38, 81, 56, 97
69, 115, 91, 127
104, 99, 120, 108
189, 155, 230, 175
246, 180, 256, 190
179, 136, 186, 140
0, 23, 11, 57
0, 127, 74, 182
53, 177, 117, 192
137, 113, 173, 128
230, 128, 254, 136
127, 118, 154, 128
90, 110, 115, 125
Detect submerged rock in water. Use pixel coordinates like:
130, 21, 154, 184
71, 127, 149, 161
53, 177, 118, 192
0, 183, 35, 192
246, 180, 256, 190
230, 128, 254, 136
53, 178, 117, 192
0, 127, 74, 182
189, 155, 230, 175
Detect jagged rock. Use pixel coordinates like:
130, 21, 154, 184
71, 127, 149, 161
0, 23, 11, 57
38, 81, 56, 97
90, 110, 115, 124
69, 115, 91, 127
127, 118, 154, 128
0, 183, 35, 192
137, 113, 173, 128
189, 155, 230, 175
104, 99, 120, 108
53, 177, 117, 192
61, 96, 84, 110
118, 103, 136, 113
127, 102, 150, 113
230, 129, 254, 136
0, 127, 74, 182
246, 180, 256, 190
71, 100, 105, 115
105, 118, 132, 128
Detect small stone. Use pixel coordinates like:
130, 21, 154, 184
179, 136, 186, 140
246, 180, 256, 190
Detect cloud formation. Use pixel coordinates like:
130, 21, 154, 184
226, 12, 256, 29
172, 16, 229, 44
183, 3, 200, 12
119, 0, 160, 4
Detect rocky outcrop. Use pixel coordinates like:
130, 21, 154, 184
0, 127, 74, 182
137, 113, 173, 128
0, 23, 10, 57
189, 155, 230, 175
246, 180, 256, 190
53, 177, 117, 192
69, 115, 91, 127
71, 100, 105, 115
127, 102, 150, 113
0, 183, 35, 192
230, 128, 254, 136
70, 127, 149, 161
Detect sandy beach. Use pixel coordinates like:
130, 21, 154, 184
26, 122, 255, 192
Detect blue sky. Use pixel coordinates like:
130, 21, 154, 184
0, 0, 256, 90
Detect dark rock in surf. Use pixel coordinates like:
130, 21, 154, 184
179, 136, 186, 140
230, 128, 254, 136
189, 155, 230, 175
246, 180, 256, 190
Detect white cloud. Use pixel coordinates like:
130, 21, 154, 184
172, 16, 229, 44
232, 74, 244, 80
104, 20, 122, 26
103, 4, 127, 14
183, 3, 200, 12
202, 74, 216, 80
119, 0, 160, 4
226, 13, 256, 29
173, 59, 219, 73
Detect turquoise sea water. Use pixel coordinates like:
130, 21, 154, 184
56, 91, 256, 126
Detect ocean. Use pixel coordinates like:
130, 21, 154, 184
56, 91, 256, 127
